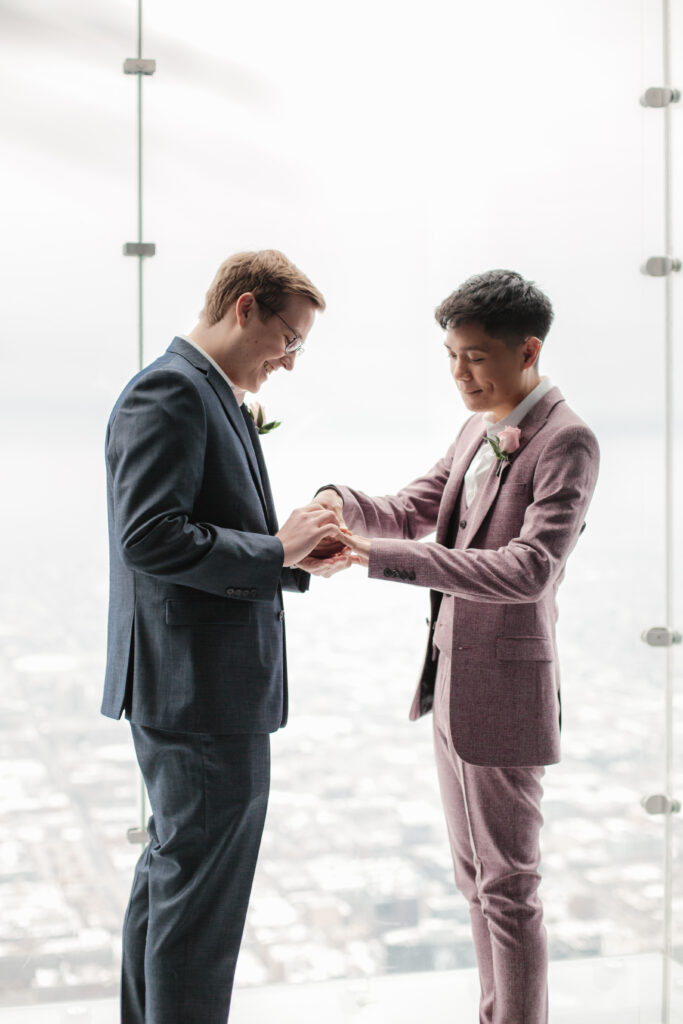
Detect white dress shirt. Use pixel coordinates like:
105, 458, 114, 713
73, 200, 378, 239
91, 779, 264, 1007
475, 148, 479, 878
463, 377, 553, 507
178, 334, 247, 406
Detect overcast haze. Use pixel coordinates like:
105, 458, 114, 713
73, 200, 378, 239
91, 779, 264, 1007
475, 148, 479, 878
1, 0, 681, 446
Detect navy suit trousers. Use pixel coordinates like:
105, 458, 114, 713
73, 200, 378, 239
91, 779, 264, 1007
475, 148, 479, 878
121, 726, 270, 1024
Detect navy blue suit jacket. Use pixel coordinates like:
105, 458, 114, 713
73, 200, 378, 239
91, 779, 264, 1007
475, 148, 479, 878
102, 337, 309, 734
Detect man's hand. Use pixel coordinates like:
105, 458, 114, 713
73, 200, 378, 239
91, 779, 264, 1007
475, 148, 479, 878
276, 503, 340, 567
332, 527, 371, 567
296, 549, 356, 577
315, 488, 347, 529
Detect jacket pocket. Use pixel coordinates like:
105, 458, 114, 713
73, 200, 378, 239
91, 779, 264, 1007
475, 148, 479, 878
165, 598, 252, 626
495, 636, 554, 662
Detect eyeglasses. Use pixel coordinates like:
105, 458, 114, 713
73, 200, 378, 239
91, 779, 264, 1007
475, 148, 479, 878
258, 300, 305, 355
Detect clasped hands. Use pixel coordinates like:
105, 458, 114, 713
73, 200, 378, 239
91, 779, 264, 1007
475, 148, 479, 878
275, 489, 369, 577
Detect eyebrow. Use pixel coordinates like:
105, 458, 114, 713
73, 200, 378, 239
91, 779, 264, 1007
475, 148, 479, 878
443, 342, 489, 352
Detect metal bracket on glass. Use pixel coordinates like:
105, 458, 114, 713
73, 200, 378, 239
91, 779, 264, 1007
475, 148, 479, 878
640, 86, 680, 107
641, 626, 682, 647
641, 794, 681, 815
127, 826, 149, 845
123, 242, 156, 257
123, 58, 156, 75
641, 256, 682, 277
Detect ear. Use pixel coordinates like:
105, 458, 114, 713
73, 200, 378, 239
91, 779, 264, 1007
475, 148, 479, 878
235, 292, 257, 327
522, 336, 542, 369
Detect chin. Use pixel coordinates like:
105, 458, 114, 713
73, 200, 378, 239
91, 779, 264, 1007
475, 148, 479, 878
460, 393, 485, 410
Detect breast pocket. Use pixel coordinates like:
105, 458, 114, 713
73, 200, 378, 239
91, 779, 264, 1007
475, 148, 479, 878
165, 598, 252, 626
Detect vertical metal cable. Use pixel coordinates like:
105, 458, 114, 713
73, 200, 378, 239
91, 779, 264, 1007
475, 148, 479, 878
122, 0, 153, 845
136, 0, 149, 839
137, 0, 144, 371
661, 0, 674, 1014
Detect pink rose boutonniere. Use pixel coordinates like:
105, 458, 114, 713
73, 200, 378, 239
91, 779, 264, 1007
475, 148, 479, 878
485, 425, 521, 476
247, 402, 281, 436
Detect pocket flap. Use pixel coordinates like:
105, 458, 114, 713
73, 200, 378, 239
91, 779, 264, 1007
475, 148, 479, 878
165, 598, 251, 626
496, 636, 554, 662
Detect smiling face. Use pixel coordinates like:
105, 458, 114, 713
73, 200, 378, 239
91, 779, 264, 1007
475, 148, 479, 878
229, 292, 317, 394
444, 322, 542, 421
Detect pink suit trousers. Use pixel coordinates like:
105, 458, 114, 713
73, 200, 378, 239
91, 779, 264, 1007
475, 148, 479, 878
433, 651, 547, 1024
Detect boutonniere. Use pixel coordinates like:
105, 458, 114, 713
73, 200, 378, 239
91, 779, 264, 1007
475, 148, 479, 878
247, 402, 281, 436
485, 425, 521, 476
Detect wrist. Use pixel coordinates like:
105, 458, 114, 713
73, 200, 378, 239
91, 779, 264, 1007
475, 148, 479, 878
314, 484, 343, 502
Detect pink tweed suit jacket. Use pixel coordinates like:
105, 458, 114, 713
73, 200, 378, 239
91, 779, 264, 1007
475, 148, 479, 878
336, 386, 599, 767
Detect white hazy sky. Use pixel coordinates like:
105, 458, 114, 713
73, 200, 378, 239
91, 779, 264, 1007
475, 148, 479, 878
0, 0, 681, 451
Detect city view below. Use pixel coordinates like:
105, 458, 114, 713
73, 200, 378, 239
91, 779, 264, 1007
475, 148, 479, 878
1, 424, 680, 1007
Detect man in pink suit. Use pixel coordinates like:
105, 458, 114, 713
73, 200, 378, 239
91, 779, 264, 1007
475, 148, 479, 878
315, 270, 599, 1024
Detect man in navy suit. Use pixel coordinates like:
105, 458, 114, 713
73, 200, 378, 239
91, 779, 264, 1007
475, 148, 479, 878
102, 250, 340, 1023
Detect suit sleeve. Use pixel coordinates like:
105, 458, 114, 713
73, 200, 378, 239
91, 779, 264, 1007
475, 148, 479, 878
281, 567, 311, 593
367, 425, 599, 604
328, 444, 456, 540
107, 368, 284, 600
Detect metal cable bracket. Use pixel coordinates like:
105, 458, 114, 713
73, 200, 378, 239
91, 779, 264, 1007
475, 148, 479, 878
123, 58, 156, 75
123, 242, 156, 257
641, 626, 682, 646
127, 826, 150, 845
641, 794, 681, 815
641, 256, 682, 276
640, 86, 680, 107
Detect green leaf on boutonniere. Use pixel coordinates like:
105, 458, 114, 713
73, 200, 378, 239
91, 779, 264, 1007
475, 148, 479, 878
485, 435, 502, 458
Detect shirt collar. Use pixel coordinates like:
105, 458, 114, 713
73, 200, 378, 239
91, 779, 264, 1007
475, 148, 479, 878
178, 334, 246, 405
483, 376, 552, 434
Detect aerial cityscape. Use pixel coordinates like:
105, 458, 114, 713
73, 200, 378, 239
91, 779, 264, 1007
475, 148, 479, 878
1, 428, 680, 1007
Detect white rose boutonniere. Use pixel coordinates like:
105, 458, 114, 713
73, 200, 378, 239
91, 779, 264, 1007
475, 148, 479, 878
485, 425, 521, 476
247, 402, 281, 436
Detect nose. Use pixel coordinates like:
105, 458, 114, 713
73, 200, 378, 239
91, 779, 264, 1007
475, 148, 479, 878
279, 352, 296, 372
452, 357, 471, 381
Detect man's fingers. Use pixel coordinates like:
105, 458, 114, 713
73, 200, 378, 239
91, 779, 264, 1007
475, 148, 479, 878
334, 527, 359, 548
309, 507, 339, 529
297, 551, 353, 577
332, 528, 371, 564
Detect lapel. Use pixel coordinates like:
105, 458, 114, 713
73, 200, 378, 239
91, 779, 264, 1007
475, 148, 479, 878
167, 337, 270, 523
459, 385, 566, 549
241, 406, 279, 532
436, 417, 486, 544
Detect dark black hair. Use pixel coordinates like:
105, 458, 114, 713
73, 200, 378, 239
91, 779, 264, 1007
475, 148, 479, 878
435, 270, 554, 348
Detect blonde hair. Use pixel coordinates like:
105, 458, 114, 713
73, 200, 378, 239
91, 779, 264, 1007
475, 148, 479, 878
202, 249, 326, 325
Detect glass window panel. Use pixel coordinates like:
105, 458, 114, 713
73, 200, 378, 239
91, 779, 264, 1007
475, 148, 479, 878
0, 0, 679, 1016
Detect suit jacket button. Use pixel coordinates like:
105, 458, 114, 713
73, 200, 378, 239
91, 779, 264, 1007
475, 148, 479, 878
278, 610, 285, 621
459, 519, 467, 529
226, 588, 234, 596
409, 571, 416, 580
400, 570, 408, 580
250, 588, 257, 597
384, 568, 392, 578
